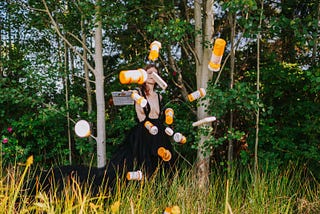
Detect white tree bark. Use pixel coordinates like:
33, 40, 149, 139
255, 0, 264, 180
194, 0, 214, 189
312, 1, 319, 64
94, 2, 106, 168
42, 0, 106, 167
227, 13, 235, 169
81, 17, 92, 114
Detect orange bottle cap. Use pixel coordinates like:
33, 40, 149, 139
180, 136, 187, 144
162, 150, 172, 161
157, 147, 166, 157
164, 207, 172, 214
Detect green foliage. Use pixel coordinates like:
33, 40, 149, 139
1, 130, 25, 164
195, 78, 258, 164
305, 67, 320, 94
164, 100, 197, 162
207, 80, 258, 119
246, 62, 320, 174
147, 18, 193, 44
1, 0, 319, 175
222, 0, 258, 13
105, 105, 137, 158
1, 37, 73, 167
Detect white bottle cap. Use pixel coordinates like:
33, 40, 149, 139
165, 127, 174, 136
140, 98, 148, 108
173, 132, 182, 143
75, 120, 91, 138
151, 40, 162, 49
150, 126, 158, 135
131, 92, 148, 108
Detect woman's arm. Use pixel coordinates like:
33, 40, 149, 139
132, 89, 146, 122
135, 101, 146, 122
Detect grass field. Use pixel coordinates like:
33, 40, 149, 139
1, 157, 319, 213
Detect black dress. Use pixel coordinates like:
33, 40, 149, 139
26, 92, 175, 196
106, 90, 176, 185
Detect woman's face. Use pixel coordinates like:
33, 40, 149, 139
146, 66, 158, 84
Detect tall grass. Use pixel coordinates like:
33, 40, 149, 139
0, 159, 319, 213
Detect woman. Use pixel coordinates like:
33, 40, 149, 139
27, 65, 175, 196
106, 64, 176, 184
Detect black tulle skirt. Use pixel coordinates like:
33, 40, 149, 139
106, 118, 176, 183
26, 118, 176, 196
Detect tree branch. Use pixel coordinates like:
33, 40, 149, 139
41, 0, 96, 76
66, 32, 93, 56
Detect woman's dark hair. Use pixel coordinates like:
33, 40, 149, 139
144, 64, 157, 72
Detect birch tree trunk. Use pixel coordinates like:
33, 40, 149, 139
254, 1, 264, 180
56, 33, 72, 164
64, 41, 72, 164
94, 1, 106, 168
81, 17, 92, 114
227, 13, 236, 170
312, 1, 319, 65
41, 0, 106, 167
194, 0, 214, 189
0, 24, 2, 78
